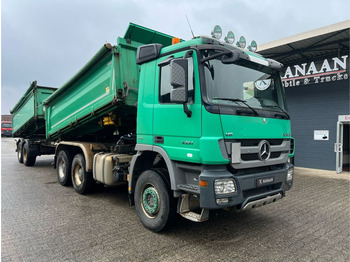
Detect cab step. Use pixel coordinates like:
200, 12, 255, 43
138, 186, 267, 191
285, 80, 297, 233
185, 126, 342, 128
178, 194, 209, 222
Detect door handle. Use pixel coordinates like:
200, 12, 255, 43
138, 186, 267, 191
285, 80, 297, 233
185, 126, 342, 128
154, 136, 164, 144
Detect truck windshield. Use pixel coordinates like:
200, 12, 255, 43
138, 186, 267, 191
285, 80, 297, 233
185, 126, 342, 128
201, 49, 288, 118
2, 123, 12, 128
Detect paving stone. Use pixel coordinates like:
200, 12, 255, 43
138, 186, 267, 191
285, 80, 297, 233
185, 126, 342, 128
1, 138, 349, 261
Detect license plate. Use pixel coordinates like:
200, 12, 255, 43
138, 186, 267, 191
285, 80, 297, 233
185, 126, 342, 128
257, 176, 274, 187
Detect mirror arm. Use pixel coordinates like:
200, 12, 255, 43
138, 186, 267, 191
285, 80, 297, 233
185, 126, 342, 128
183, 103, 192, 118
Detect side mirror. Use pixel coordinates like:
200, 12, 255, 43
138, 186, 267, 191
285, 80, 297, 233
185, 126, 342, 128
136, 44, 162, 65
170, 59, 188, 104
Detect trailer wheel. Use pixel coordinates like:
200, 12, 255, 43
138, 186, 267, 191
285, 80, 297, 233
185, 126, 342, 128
17, 141, 23, 164
71, 154, 93, 194
22, 142, 36, 166
56, 150, 72, 186
134, 169, 175, 232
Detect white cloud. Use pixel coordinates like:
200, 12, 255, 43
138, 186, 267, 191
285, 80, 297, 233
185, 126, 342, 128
2, 0, 349, 113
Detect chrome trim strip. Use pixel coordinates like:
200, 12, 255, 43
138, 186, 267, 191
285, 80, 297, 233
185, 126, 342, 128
243, 193, 282, 210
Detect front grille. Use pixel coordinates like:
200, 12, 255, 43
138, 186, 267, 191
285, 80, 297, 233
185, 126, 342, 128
239, 139, 283, 147
290, 138, 295, 155
227, 139, 290, 169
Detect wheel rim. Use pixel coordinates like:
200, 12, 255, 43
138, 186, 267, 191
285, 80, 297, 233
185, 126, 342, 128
73, 164, 84, 186
18, 145, 22, 160
141, 185, 160, 218
23, 147, 27, 162
58, 159, 66, 180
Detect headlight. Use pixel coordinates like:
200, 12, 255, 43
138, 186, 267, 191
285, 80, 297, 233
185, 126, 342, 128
214, 179, 236, 195
287, 167, 294, 182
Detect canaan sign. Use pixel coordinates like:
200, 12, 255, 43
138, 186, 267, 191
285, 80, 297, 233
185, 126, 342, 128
282, 55, 349, 87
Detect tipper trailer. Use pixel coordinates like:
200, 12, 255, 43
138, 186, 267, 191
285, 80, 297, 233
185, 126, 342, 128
13, 23, 294, 232
11, 81, 57, 166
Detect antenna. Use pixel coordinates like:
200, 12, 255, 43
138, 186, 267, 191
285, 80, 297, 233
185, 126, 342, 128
185, 15, 195, 38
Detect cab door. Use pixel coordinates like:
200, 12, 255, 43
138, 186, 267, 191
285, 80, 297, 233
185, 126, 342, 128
153, 50, 201, 163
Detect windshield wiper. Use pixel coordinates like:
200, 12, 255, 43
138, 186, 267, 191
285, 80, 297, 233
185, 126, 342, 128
201, 50, 232, 63
255, 96, 290, 119
266, 105, 290, 119
213, 98, 259, 116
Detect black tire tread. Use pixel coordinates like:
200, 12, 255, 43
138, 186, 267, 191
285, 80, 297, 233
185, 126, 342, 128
22, 142, 36, 166
134, 169, 176, 232
71, 154, 94, 194
56, 150, 73, 186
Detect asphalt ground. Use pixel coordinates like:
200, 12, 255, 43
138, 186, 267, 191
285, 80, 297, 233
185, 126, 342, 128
1, 137, 350, 262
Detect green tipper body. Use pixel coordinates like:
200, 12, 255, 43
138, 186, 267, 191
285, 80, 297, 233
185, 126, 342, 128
44, 23, 176, 140
10, 81, 56, 137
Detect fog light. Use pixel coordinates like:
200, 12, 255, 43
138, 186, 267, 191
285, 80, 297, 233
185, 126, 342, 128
215, 179, 236, 195
216, 198, 229, 205
287, 167, 294, 182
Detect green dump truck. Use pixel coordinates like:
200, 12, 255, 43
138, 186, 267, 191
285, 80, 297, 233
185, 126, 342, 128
13, 23, 294, 232
11, 81, 57, 166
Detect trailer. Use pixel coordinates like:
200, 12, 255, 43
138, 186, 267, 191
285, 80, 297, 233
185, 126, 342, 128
11, 81, 56, 166
13, 23, 294, 232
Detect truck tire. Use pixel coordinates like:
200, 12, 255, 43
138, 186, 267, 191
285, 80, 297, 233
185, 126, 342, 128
17, 140, 23, 164
22, 142, 36, 166
134, 169, 175, 232
71, 154, 93, 194
56, 150, 72, 186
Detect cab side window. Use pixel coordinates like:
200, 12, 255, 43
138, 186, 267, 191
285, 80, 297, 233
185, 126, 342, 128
159, 57, 194, 103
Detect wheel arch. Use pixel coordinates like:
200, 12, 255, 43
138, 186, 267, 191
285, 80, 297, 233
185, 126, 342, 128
129, 145, 177, 196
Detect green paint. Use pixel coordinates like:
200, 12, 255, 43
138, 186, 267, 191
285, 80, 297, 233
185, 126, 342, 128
142, 187, 159, 215
18, 23, 292, 168
11, 81, 56, 137
44, 23, 177, 140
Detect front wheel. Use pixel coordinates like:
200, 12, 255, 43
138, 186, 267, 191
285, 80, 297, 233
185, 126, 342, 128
134, 169, 175, 232
71, 154, 93, 194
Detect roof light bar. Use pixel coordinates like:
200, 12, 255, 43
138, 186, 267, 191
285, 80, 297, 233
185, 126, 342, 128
237, 36, 246, 49
248, 40, 258, 52
210, 26, 258, 52
211, 25, 222, 40
224, 31, 235, 44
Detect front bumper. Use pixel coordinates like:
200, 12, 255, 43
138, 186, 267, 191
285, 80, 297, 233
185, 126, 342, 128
1, 130, 12, 137
199, 163, 293, 209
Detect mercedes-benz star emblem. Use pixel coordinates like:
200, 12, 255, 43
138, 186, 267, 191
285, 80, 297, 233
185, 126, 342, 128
258, 140, 271, 161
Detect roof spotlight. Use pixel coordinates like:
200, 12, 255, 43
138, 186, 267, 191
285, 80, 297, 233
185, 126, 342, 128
248, 40, 258, 52
236, 36, 246, 48
224, 31, 235, 44
211, 25, 222, 40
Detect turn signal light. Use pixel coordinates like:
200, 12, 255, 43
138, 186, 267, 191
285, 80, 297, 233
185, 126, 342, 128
199, 180, 208, 187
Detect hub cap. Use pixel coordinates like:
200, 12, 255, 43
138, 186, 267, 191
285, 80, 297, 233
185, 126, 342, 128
23, 147, 27, 162
73, 165, 83, 186
58, 159, 66, 180
142, 186, 160, 218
